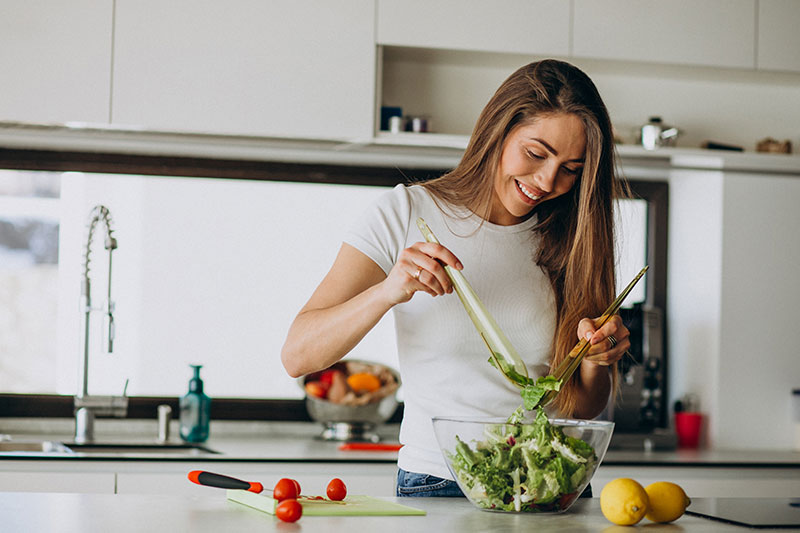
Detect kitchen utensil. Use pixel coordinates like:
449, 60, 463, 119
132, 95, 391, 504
338, 442, 402, 451
639, 117, 680, 150
228, 490, 426, 516
188, 470, 344, 504
433, 415, 614, 513
534, 265, 649, 410
416, 217, 529, 385
189, 470, 263, 493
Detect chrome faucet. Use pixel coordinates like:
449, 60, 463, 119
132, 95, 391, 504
74, 205, 128, 443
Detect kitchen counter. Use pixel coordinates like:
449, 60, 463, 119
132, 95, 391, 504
1, 419, 798, 499
2, 419, 800, 466
1, 492, 797, 532
2, 121, 800, 175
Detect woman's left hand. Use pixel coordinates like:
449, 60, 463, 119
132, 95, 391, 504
577, 315, 630, 367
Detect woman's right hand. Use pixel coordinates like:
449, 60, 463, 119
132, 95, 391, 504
381, 242, 463, 305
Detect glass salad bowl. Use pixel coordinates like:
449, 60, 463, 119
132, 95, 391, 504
432, 411, 614, 513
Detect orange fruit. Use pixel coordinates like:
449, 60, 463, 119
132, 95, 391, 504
346, 372, 381, 393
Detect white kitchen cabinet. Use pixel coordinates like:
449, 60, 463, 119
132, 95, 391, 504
376, 0, 570, 57
572, 0, 756, 69
757, 0, 800, 72
0, 0, 113, 125
111, 0, 375, 141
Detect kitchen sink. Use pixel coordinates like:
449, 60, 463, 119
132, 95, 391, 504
62, 442, 220, 455
0, 441, 72, 453
0, 440, 219, 456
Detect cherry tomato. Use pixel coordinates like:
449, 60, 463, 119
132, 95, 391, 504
275, 498, 302, 523
273, 478, 299, 501
326, 478, 347, 501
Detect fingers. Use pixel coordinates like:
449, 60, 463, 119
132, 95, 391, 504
579, 314, 631, 367
397, 242, 462, 297
407, 242, 462, 296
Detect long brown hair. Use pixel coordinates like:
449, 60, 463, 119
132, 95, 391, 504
422, 59, 628, 417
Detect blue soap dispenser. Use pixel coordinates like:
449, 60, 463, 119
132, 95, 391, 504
179, 364, 211, 443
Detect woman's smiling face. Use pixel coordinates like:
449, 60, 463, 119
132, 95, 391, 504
490, 113, 586, 226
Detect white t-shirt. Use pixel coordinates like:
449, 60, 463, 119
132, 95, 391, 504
344, 184, 556, 480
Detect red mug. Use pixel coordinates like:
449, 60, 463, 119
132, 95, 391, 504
675, 412, 703, 448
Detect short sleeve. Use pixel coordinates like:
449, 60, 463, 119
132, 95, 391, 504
343, 184, 413, 275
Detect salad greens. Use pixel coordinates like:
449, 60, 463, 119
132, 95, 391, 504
488, 355, 563, 410
447, 407, 597, 512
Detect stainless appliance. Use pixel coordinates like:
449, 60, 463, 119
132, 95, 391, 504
609, 303, 674, 449
638, 116, 680, 150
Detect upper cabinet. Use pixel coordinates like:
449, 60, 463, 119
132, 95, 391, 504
111, 0, 376, 140
572, 0, 756, 69
757, 0, 800, 72
376, 0, 570, 56
0, 0, 113, 125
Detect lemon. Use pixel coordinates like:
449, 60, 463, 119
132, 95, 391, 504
600, 478, 650, 526
645, 481, 691, 523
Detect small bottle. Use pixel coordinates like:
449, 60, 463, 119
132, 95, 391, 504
179, 365, 211, 443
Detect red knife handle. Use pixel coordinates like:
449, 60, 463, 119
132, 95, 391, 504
188, 470, 263, 493
338, 442, 403, 451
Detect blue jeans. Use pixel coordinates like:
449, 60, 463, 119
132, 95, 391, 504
396, 468, 465, 497
395, 468, 593, 499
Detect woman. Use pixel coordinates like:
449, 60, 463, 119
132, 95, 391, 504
281, 59, 630, 497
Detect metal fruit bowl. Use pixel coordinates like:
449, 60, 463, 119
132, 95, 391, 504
300, 360, 401, 442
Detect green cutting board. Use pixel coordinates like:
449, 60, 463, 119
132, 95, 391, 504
227, 490, 426, 516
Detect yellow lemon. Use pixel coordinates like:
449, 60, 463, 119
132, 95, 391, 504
600, 478, 650, 526
644, 481, 691, 523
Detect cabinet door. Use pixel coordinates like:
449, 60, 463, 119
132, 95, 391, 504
112, 0, 375, 140
377, 0, 570, 56
572, 0, 756, 69
0, 0, 113, 125
757, 0, 800, 72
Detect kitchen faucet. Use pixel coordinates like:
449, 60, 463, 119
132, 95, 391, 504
74, 205, 128, 443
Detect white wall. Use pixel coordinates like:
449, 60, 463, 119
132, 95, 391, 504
666, 170, 724, 447
56, 175, 398, 399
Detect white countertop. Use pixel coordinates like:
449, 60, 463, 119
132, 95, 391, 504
2, 419, 799, 466
2, 121, 800, 175
2, 492, 797, 532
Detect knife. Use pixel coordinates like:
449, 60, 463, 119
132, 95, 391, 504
188, 470, 345, 504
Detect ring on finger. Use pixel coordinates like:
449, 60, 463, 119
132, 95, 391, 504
413, 267, 422, 281
607, 334, 618, 349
